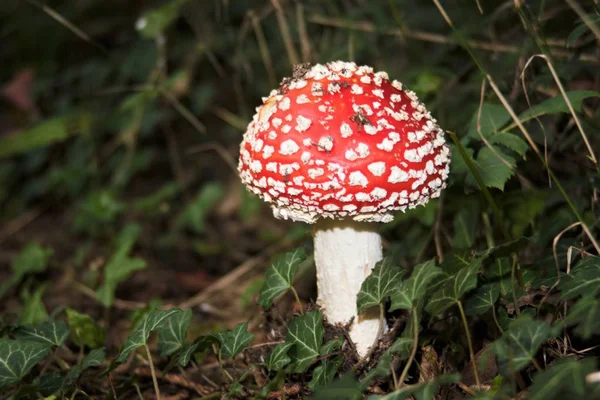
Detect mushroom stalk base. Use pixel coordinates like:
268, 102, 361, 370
313, 219, 384, 357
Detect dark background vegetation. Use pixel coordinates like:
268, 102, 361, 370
1, 0, 600, 399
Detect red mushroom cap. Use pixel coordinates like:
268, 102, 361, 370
238, 61, 450, 224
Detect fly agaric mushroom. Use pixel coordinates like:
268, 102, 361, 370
238, 61, 450, 357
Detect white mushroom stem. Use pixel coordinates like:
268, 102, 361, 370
313, 219, 385, 357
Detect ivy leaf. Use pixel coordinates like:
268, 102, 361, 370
96, 224, 147, 308
82, 348, 106, 369
266, 342, 294, 372
66, 308, 106, 348
528, 358, 596, 400
309, 355, 344, 390
565, 294, 600, 339
464, 283, 501, 316
158, 308, 192, 356
0, 339, 51, 388
425, 261, 480, 316
357, 258, 404, 312
116, 308, 182, 363
18, 285, 49, 325
286, 311, 324, 373
176, 336, 216, 367
310, 374, 362, 400
361, 353, 393, 387
452, 205, 479, 249
367, 374, 461, 400
558, 257, 600, 300
0, 243, 53, 298
492, 315, 554, 372
13, 321, 70, 347
388, 337, 413, 361
390, 259, 442, 311
214, 322, 254, 359
320, 336, 344, 355
257, 248, 307, 309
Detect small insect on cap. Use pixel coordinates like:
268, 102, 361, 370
238, 61, 451, 224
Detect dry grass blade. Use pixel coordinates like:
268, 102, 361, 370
521, 54, 597, 166
295, 0, 312, 62
271, 0, 300, 66
249, 10, 278, 88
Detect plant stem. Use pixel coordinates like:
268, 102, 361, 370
217, 350, 235, 382
457, 300, 480, 389
144, 343, 161, 400
491, 306, 503, 335
289, 286, 304, 314
396, 308, 419, 390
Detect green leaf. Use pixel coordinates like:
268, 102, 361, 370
286, 311, 324, 373
425, 260, 480, 316
136, 0, 187, 38
468, 103, 511, 139
257, 248, 307, 309
158, 308, 192, 356
565, 294, 600, 339
214, 322, 254, 359
528, 358, 597, 400
176, 335, 216, 367
567, 15, 600, 46
357, 258, 404, 312
320, 336, 344, 355
492, 315, 553, 372
116, 308, 182, 363
390, 259, 442, 311
0, 243, 53, 298
464, 283, 501, 316
452, 205, 479, 249
310, 374, 361, 400
0, 339, 52, 388
96, 224, 147, 308
368, 374, 461, 400
558, 257, 600, 300
361, 353, 393, 387
13, 321, 70, 347
510, 91, 600, 130
488, 132, 529, 157
388, 337, 413, 361
19, 285, 49, 325
82, 348, 106, 369
309, 355, 344, 390
466, 146, 515, 191
266, 342, 294, 372
65, 308, 106, 348
0, 114, 91, 159
177, 183, 225, 234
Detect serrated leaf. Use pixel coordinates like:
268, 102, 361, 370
425, 261, 480, 316
116, 308, 182, 363
65, 308, 106, 348
309, 355, 344, 390
257, 248, 307, 309
320, 336, 344, 355
492, 316, 553, 372
286, 311, 324, 373
528, 358, 596, 400
464, 283, 501, 316
468, 103, 511, 139
158, 308, 192, 356
13, 321, 70, 347
558, 257, 600, 300
214, 322, 254, 359
357, 258, 404, 312
266, 342, 294, 371
505, 91, 600, 131
565, 294, 600, 339
467, 146, 515, 191
488, 132, 528, 157
0, 339, 51, 388
390, 259, 442, 311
